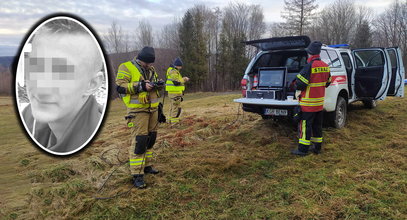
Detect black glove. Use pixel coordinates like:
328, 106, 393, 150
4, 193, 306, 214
140, 80, 147, 91
153, 80, 165, 90
116, 85, 126, 94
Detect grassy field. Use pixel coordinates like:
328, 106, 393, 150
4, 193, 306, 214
1, 91, 407, 219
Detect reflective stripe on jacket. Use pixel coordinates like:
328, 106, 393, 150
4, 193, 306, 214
165, 66, 185, 94
115, 60, 159, 109
296, 55, 331, 112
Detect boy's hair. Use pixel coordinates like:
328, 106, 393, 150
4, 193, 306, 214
39, 18, 88, 35
31, 18, 103, 75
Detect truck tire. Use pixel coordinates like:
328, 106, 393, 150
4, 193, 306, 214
363, 100, 377, 109
329, 96, 347, 129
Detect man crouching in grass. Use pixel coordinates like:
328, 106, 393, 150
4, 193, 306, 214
21, 18, 104, 154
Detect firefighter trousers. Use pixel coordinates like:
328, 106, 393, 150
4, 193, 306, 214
168, 94, 182, 123
298, 111, 323, 148
127, 111, 158, 175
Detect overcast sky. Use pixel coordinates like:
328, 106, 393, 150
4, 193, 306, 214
0, 0, 396, 56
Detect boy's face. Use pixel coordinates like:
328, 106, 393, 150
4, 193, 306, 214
26, 34, 94, 123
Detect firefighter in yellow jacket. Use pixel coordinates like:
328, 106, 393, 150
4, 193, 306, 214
166, 58, 189, 124
115, 46, 164, 188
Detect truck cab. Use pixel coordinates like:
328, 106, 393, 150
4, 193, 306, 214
234, 36, 405, 128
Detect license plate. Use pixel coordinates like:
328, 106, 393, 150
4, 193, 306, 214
264, 108, 288, 116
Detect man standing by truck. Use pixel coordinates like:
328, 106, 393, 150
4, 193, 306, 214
292, 41, 331, 156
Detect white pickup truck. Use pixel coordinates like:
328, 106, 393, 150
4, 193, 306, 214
234, 36, 405, 128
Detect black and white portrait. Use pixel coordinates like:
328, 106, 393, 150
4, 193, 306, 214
15, 16, 108, 155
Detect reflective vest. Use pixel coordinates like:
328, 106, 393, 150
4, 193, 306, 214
120, 61, 159, 109
298, 56, 331, 112
165, 67, 185, 94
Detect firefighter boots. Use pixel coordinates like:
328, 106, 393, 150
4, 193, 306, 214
133, 174, 147, 189
291, 144, 309, 156
310, 143, 322, 154
144, 166, 159, 174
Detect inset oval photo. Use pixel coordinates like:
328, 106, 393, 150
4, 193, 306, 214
15, 16, 108, 155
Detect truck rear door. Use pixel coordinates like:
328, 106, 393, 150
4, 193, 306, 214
244, 36, 310, 51
385, 47, 405, 97
352, 48, 391, 100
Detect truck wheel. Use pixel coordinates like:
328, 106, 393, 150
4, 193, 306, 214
363, 100, 377, 109
329, 96, 347, 129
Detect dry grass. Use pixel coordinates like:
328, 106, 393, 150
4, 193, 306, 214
1, 91, 407, 219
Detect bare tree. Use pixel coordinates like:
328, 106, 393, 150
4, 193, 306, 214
247, 5, 266, 58
218, 2, 255, 90
282, 0, 318, 35
221, 3, 265, 56
104, 20, 137, 95
269, 22, 291, 37
373, 0, 403, 47
351, 6, 374, 47
222, 3, 250, 40
157, 18, 180, 51
136, 19, 154, 49
207, 7, 221, 91
123, 31, 132, 53
310, 0, 356, 44
373, 0, 407, 68
190, 4, 224, 91
355, 5, 373, 25
400, 1, 407, 67
104, 20, 123, 54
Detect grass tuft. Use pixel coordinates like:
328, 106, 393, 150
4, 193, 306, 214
1, 92, 407, 219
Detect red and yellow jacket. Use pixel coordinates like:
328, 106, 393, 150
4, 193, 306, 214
296, 54, 331, 112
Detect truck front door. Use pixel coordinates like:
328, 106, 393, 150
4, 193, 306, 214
386, 47, 405, 97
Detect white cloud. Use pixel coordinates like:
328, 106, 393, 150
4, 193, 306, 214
0, 0, 396, 56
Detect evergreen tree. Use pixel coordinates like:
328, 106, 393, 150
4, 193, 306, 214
353, 20, 372, 48
231, 33, 249, 89
217, 29, 249, 90
217, 4, 250, 91
179, 11, 194, 80
179, 9, 208, 91
192, 10, 208, 90
217, 32, 231, 91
